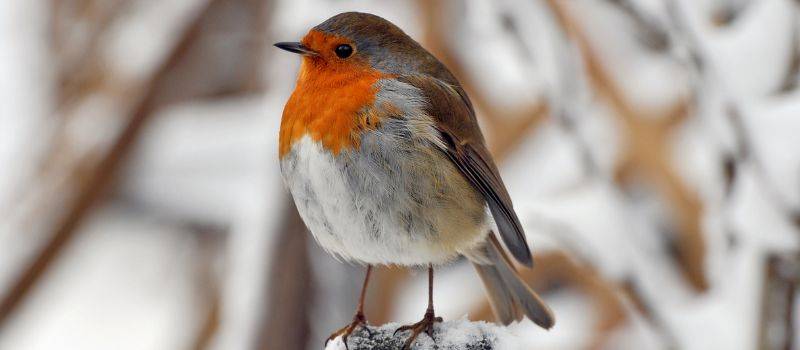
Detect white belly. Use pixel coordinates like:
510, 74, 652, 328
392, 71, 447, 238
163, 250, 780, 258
280, 132, 489, 266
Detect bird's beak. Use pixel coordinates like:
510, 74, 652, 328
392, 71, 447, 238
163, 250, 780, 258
274, 42, 318, 56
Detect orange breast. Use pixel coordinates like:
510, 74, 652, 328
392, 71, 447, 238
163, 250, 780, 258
279, 58, 388, 157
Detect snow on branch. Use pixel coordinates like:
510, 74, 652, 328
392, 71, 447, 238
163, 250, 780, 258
325, 319, 525, 350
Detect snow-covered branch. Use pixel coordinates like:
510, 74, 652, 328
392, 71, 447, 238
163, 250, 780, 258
325, 320, 524, 350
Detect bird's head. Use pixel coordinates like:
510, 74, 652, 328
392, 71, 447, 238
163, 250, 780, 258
275, 12, 448, 79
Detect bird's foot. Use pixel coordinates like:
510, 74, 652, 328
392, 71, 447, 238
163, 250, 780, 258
325, 312, 367, 349
393, 309, 443, 350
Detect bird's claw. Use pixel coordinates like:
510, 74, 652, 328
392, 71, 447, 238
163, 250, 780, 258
393, 310, 442, 350
324, 313, 367, 350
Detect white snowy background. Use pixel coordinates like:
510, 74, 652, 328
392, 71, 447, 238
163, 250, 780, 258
0, 0, 797, 349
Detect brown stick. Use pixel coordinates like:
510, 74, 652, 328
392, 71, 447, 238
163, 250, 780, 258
367, 267, 409, 325
758, 253, 799, 350
257, 201, 313, 350
190, 230, 225, 350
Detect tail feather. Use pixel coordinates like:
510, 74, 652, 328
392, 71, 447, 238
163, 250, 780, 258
471, 234, 555, 329
473, 262, 519, 325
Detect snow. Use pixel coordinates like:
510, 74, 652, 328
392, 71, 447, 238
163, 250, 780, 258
325, 318, 526, 350
0, 206, 204, 350
0, 0, 52, 213
448, 0, 545, 112
102, 0, 206, 81
568, 0, 691, 115
122, 95, 288, 350
738, 97, 800, 209
680, 0, 796, 97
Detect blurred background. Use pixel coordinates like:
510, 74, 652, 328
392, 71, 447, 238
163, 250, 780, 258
0, 0, 798, 349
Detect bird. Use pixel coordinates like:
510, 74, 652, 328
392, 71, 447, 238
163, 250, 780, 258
275, 12, 554, 349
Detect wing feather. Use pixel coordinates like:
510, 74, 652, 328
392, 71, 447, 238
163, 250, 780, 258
398, 75, 534, 267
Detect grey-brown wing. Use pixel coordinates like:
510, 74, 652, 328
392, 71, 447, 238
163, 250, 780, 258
397, 75, 533, 267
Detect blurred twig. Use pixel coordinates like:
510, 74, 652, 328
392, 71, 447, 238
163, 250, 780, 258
777, 19, 800, 94
470, 251, 630, 350
258, 201, 313, 350
417, 0, 549, 162
619, 279, 679, 349
546, 0, 708, 291
604, 0, 672, 52
666, 0, 800, 232
367, 267, 410, 325
50, 0, 132, 108
190, 227, 226, 350
709, 0, 753, 27
0, 0, 269, 331
758, 253, 799, 350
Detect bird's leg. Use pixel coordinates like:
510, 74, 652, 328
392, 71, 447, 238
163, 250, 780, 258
325, 265, 372, 349
394, 265, 443, 350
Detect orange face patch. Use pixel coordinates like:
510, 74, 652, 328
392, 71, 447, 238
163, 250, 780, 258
279, 30, 390, 157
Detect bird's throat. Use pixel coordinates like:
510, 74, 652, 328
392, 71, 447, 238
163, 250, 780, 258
279, 62, 386, 157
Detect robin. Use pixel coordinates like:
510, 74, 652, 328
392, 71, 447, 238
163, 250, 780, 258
275, 12, 554, 349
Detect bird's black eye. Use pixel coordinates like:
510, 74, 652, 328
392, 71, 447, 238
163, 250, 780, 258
335, 44, 353, 58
